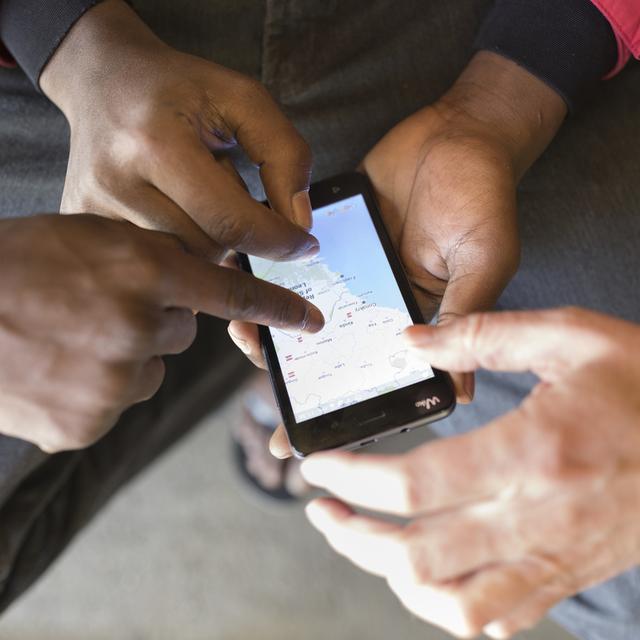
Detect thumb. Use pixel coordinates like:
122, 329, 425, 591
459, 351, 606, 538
269, 424, 294, 459
405, 307, 604, 381
226, 83, 313, 229
434, 308, 474, 404
435, 270, 502, 404
435, 235, 519, 402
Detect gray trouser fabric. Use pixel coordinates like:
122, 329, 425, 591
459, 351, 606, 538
0, 1, 639, 638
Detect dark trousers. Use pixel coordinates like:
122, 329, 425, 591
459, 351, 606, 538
1, 2, 639, 638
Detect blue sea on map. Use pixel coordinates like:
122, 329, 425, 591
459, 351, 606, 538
310, 195, 410, 314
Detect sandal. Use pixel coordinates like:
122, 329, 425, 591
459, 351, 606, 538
231, 375, 309, 501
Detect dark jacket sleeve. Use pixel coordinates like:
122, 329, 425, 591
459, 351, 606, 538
474, 0, 618, 111
0, 0, 104, 88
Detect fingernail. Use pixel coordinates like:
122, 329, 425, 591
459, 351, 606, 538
292, 191, 313, 230
290, 235, 320, 261
297, 236, 321, 261
301, 305, 325, 333
228, 327, 251, 354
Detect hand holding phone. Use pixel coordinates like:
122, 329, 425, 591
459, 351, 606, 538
240, 173, 455, 456
359, 53, 565, 403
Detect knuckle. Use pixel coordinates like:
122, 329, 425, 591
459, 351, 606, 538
111, 302, 160, 356
436, 309, 464, 325
273, 293, 306, 329
125, 248, 164, 286
150, 356, 167, 385
224, 277, 259, 319
172, 309, 198, 352
461, 312, 488, 350
232, 74, 269, 102
285, 136, 313, 170
138, 357, 166, 401
211, 212, 256, 249
100, 363, 135, 403
461, 312, 503, 369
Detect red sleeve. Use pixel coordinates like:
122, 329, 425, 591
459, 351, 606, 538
590, 0, 640, 76
0, 40, 16, 68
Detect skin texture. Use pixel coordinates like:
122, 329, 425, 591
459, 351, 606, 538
40, 0, 317, 258
12, 0, 329, 451
0, 215, 323, 453
16, 2, 638, 634
298, 307, 640, 639
228, 51, 567, 402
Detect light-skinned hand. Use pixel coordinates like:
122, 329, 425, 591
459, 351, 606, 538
298, 308, 640, 638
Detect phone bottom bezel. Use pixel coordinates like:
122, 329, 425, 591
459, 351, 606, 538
276, 373, 456, 458
288, 404, 455, 459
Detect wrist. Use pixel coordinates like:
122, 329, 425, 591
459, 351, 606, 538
40, 0, 168, 118
433, 51, 567, 179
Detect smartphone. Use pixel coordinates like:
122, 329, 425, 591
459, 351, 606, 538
240, 172, 455, 457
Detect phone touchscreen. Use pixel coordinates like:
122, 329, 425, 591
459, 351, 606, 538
247, 194, 435, 423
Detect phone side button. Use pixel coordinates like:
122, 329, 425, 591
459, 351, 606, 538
359, 438, 378, 447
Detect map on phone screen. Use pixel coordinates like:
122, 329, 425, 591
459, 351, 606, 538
249, 194, 434, 422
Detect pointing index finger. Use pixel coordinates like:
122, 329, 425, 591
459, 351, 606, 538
164, 251, 325, 333
404, 308, 616, 381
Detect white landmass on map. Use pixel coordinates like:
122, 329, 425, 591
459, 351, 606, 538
253, 255, 433, 422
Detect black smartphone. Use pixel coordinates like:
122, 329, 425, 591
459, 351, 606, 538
240, 172, 455, 457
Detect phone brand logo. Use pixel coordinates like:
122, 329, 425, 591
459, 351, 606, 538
415, 396, 441, 410
332, 186, 341, 194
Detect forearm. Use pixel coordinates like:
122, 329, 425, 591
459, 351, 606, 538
435, 0, 621, 181
435, 51, 567, 181
40, 0, 166, 115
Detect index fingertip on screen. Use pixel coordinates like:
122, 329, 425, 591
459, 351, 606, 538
301, 305, 325, 334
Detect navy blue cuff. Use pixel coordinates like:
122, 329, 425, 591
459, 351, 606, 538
0, 0, 105, 89
474, 0, 618, 111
